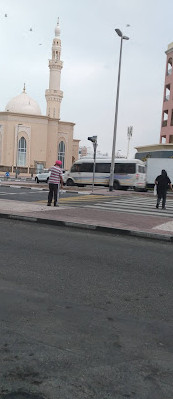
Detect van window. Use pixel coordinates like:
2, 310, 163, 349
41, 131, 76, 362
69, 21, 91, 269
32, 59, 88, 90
95, 163, 111, 173
138, 165, 145, 173
71, 163, 93, 172
114, 163, 136, 174
71, 164, 78, 172
79, 163, 93, 172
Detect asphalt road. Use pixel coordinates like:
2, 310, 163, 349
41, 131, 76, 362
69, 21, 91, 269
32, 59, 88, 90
0, 186, 117, 206
0, 186, 76, 203
1, 220, 173, 398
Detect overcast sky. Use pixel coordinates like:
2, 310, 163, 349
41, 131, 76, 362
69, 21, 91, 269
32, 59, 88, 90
0, 0, 173, 157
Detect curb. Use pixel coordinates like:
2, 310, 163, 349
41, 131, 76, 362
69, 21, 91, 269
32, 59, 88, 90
0, 184, 86, 194
0, 211, 172, 242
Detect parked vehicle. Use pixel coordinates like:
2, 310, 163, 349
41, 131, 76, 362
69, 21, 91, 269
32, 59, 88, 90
146, 158, 173, 188
63, 158, 146, 190
35, 169, 50, 183
35, 169, 66, 183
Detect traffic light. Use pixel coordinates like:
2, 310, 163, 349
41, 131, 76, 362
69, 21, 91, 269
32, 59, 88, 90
88, 136, 97, 143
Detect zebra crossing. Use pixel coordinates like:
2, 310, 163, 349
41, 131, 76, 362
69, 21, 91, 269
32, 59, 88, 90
84, 195, 173, 218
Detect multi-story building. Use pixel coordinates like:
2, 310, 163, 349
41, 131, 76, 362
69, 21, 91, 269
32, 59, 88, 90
160, 42, 173, 143
136, 42, 173, 160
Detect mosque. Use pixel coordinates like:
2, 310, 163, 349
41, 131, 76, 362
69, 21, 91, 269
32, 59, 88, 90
0, 20, 79, 176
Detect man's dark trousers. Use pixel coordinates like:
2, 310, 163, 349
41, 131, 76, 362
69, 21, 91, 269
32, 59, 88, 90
157, 189, 167, 208
48, 183, 58, 205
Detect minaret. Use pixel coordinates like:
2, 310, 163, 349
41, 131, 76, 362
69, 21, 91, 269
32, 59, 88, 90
45, 19, 63, 119
160, 42, 173, 143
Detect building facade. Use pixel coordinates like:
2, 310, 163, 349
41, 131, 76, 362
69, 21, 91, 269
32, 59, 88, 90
135, 144, 173, 160
160, 42, 173, 143
0, 20, 79, 176
136, 42, 173, 160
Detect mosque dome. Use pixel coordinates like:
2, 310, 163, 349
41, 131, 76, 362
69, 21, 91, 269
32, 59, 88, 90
5, 86, 41, 116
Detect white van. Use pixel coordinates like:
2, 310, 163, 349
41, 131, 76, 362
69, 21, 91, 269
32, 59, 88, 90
63, 158, 146, 190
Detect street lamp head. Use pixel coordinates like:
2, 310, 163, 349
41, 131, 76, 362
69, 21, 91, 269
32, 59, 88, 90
115, 28, 123, 37
115, 29, 129, 40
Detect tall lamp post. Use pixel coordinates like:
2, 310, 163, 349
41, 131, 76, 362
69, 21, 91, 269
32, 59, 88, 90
88, 135, 97, 193
109, 29, 129, 191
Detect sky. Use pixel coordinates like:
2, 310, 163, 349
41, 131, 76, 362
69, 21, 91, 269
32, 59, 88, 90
0, 0, 173, 158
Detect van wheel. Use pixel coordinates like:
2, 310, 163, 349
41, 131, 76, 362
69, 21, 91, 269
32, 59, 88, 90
67, 178, 75, 186
35, 177, 39, 183
113, 180, 120, 190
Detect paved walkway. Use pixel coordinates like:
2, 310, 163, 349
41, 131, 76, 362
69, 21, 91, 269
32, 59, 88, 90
0, 182, 173, 241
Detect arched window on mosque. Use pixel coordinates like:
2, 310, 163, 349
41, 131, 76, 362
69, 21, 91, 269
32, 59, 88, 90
58, 141, 65, 169
18, 136, 26, 166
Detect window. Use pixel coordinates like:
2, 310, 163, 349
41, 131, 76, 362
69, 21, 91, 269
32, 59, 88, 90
165, 84, 170, 101
162, 110, 168, 127
71, 164, 79, 172
114, 163, 136, 174
58, 141, 65, 169
167, 58, 172, 75
95, 163, 111, 173
71, 163, 93, 172
138, 165, 145, 173
18, 137, 26, 166
79, 163, 93, 172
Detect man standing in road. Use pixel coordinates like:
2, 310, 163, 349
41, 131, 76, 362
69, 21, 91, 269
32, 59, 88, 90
47, 160, 63, 207
155, 169, 172, 210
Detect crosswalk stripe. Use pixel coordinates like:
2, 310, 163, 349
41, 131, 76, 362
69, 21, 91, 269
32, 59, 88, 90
95, 201, 172, 210
84, 195, 173, 217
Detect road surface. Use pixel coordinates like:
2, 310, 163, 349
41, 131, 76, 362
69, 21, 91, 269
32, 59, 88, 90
1, 219, 173, 398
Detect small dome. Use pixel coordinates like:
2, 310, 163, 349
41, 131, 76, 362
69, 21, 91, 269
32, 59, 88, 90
5, 88, 41, 116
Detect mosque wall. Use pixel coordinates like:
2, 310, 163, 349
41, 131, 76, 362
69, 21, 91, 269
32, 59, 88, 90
58, 121, 74, 170
29, 119, 48, 168
72, 139, 80, 164
0, 114, 79, 175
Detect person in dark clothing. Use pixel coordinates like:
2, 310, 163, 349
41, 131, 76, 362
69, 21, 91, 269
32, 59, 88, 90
155, 169, 172, 209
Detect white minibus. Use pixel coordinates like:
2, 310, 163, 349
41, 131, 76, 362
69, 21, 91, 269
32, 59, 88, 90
63, 158, 146, 190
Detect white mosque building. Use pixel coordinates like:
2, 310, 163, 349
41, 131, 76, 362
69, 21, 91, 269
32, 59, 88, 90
0, 20, 79, 176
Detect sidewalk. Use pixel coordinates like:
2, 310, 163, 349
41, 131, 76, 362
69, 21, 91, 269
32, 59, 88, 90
0, 184, 173, 241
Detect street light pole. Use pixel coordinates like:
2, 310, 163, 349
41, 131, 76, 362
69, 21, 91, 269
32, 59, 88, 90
88, 135, 97, 193
109, 29, 129, 191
